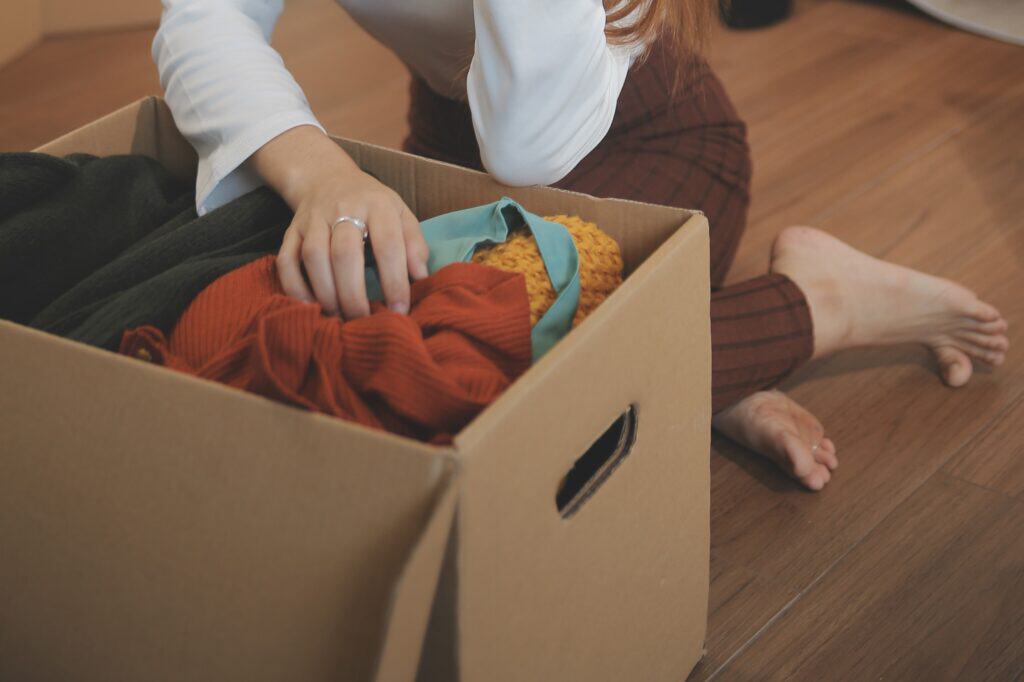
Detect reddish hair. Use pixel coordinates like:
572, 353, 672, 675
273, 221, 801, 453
605, 0, 716, 58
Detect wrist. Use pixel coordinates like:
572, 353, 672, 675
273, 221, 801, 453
251, 125, 360, 208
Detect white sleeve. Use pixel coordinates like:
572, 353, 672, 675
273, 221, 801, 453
466, 0, 642, 187
152, 0, 326, 215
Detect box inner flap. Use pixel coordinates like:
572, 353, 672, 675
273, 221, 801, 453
36, 97, 696, 276
338, 136, 696, 276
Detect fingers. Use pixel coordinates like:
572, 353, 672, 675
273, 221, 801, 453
368, 206, 411, 314
277, 222, 315, 303
301, 220, 341, 316
329, 217, 371, 319
401, 207, 430, 281
274, 165, 422, 318
288, 206, 413, 320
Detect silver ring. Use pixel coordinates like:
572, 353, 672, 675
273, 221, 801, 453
331, 215, 368, 241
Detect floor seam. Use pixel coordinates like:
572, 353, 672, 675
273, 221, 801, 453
706, 385, 1024, 680
804, 79, 1024, 246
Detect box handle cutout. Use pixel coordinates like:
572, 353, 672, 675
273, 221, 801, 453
555, 405, 638, 518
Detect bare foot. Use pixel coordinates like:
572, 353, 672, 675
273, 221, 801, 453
713, 390, 838, 491
771, 226, 1009, 386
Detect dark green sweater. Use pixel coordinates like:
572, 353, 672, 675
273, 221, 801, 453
0, 152, 290, 349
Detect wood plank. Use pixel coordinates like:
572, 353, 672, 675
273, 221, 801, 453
42, 0, 160, 35
701, 50, 1024, 680
711, 72, 1024, 592
0, 0, 410, 153
0, 29, 162, 151
688, 550, 799, 681
0, 0, 42, 68
710, 1, 1024, 282
713, 473, 1024, 680
945, 392, 1024, 501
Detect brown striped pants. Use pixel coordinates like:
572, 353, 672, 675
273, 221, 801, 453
403, 44, 814, 413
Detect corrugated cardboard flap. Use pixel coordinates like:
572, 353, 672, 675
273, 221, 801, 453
0, 320, 452, 682
374, 473, 458, 682
448, 213, 711, 681
34, 96, 197, 185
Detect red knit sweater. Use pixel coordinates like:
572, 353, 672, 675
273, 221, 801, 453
120, 256, 533, 443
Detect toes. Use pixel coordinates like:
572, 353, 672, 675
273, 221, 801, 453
780, 431, 834, 491
971, 317, 1009, 335
954, 331, 1010, 364
968, 299, 1002, 323
815, 438, 839, 471
714, 389, 838, 492
800, 463, 832, 492
985, 351, 1006, 367
934, 345, 973, 387
976, 348, 1006, 366
953, 338, 1006, 366
779, 431, 816, 479
955, 329, 1010, 352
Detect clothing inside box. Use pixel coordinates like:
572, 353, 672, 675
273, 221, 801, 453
357, 154, 680, 281
0, 149, 628, 446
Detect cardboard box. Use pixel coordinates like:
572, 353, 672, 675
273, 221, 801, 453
0, 97, 711, 681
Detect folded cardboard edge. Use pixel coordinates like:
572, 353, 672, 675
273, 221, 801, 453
33, 96, 198, 186
333, 132, 700, 218
32, 97, 147, 155
0, 319, 450, 460
31, 95, 697, 223
373, 468, 459, 682
33, 95, 699, 280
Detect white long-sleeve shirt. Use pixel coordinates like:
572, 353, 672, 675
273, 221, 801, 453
152, 0, 644, 215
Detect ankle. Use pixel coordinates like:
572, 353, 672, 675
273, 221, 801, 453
769, 226, 856, 360
794, 271, 851, 360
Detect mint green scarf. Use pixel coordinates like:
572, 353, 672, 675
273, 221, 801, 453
365, 197, 580, 361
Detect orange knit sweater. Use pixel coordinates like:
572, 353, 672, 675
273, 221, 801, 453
120, 257, 533, 444
473, 214, 623, 326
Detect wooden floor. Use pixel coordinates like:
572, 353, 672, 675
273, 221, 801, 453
3, 1, 1023, 679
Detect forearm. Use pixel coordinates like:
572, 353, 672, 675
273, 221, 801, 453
153, 0, 325, 214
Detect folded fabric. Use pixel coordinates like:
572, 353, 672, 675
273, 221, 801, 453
120, 257, 532, 444
367, 198, 583, 361
474, 214, 623, 327
0, 152, 622, 361
0, 152, 291, 349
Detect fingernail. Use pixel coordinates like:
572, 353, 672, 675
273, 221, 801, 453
390, 301, 409, 315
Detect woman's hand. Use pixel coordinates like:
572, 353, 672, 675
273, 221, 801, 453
250, 125, 429, 318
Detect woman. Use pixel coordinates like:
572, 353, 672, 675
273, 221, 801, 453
152, 0, 1008, 491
